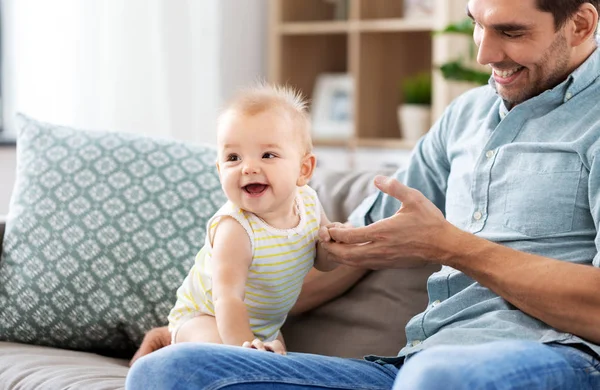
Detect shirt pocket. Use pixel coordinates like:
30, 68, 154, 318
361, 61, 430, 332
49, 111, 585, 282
503, 152, 581, 237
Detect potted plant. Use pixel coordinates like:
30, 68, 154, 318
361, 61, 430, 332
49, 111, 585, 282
398, 71, 432, 141
438, 18, 490, 85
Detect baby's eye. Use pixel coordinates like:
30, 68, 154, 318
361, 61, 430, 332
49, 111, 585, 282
227, 154, 240, 162
262, 152, 276, 159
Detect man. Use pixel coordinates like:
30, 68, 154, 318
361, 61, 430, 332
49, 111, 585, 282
127, 0, 600, 388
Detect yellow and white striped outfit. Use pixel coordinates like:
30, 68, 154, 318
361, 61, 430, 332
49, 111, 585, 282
168, 185, 321, 343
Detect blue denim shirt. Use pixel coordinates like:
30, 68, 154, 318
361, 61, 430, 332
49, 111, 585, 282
350, 44, 600, 360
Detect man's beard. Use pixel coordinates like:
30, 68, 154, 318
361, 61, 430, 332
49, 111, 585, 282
495, 31, 570, 108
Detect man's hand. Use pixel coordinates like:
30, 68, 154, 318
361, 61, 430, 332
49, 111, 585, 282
129, 326, 171, 366
322, 175, 456, 269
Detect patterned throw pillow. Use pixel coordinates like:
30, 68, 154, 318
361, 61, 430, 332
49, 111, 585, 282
0, 114, 226, 357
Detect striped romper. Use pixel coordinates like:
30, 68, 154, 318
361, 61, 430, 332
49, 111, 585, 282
168, 185, 321, 343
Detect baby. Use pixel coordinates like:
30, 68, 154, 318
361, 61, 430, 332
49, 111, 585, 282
167, 83, 337, 354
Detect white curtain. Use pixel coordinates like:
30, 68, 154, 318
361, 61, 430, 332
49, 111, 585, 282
2, 0, 266, 144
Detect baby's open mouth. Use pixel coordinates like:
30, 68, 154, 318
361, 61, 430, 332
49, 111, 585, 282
243, 183, 268, 194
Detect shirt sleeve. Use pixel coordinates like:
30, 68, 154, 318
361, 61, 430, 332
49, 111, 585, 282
348, 103, 454, 227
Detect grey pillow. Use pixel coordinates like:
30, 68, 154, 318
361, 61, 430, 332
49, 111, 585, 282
0, 114, 226, 357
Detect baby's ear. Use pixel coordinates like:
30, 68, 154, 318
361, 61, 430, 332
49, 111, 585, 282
297, 153, 316, 186
215, 161, 221, 177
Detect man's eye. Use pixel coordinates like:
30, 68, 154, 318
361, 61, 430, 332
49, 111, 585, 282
227, 154, 239, 162
502, 31, 522, 39
262, 153, 276, 159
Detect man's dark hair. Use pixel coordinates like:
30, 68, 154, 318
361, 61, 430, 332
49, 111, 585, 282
536, 0, 600, 29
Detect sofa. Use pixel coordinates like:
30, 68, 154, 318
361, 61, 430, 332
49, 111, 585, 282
0, 115, 439, 389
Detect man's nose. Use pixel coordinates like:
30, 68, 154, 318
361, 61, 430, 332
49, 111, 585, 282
475, 29, 504, 66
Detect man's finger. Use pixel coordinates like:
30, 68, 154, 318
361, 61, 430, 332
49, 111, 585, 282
374, 175, 416, 204
328, 224, 375, 244
321, 240, 375, 266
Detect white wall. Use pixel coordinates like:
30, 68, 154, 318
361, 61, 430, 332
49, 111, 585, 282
0, 0, 267, 215
0, 148, 16, 216
219, 0, 267, 104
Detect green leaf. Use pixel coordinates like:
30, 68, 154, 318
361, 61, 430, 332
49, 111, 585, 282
439, 61, 490, 85
401, 72, 432, 105
436, 18, 474, 35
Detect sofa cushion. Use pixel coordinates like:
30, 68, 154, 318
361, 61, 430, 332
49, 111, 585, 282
0, 341, 128, 390
0, 114, 226, 357
283, 265, 439, 358
284, 168, 439, 358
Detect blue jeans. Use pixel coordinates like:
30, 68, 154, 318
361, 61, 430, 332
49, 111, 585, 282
126, 341, 600, 389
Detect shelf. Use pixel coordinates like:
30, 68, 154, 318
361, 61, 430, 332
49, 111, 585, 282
313, 138, 352, 148
270, 0, 470, 158
313, 137, 417, 150
356, 138, 417, 149
357, 18, 434, 32
279, 19, 434, 35
280, 21, 349, 35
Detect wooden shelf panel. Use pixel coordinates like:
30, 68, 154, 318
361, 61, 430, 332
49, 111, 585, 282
313, 137, 417, 150
276, 35, 348, 105
279, 19, 434, 36
356, 31, 432, 140
356, 137, 417, 149
280, 21, 349, 35
360, 0, 404, 19
313, 138, 352, 148
357, 18, 434, 32
279, 0, 342, 22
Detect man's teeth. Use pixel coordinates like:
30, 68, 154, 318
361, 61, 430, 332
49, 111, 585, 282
495, 67, 522, 78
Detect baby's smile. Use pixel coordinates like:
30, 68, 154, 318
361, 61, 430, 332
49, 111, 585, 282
243, 183, 269, 197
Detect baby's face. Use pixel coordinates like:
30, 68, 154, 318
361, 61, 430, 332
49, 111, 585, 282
216, 110, 307, 217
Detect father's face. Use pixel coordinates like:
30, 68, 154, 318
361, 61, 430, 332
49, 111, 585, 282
468, 0, 574, 108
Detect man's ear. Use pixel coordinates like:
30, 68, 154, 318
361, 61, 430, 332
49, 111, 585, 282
569, 3, 598, 46
296, 153, 316, 187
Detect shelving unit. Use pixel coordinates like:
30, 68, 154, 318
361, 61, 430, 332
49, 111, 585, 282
268, 0, 472, 158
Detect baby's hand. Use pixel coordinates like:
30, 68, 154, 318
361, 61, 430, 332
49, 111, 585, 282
318, 222, 346, 243
242, 338, 286, 355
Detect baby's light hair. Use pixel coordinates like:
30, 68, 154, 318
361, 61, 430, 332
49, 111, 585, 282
218, 83, 313, 154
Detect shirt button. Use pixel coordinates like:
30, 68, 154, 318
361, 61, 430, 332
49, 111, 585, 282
411, 340, 421, 347
485, 150, 495, 159
432, 300, 441, 307
473, 211, 483, 221
565, 92, 573, 100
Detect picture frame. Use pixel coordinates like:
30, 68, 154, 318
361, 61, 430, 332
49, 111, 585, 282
404, 0, 434, 19
310, 73, 353, 140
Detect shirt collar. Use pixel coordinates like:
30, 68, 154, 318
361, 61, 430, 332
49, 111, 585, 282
564, 37, 600, 101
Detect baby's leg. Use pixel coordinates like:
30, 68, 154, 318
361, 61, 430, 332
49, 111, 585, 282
174, 314, 223, 344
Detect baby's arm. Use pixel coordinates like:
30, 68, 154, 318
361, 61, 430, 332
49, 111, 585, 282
211, 216, 255, 346
314, 208, 339, 272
